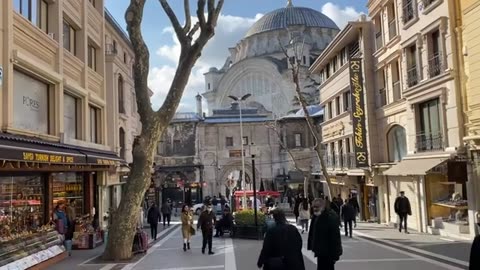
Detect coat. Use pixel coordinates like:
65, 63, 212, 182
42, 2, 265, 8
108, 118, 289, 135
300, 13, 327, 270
181, 211, 194, 238
197, 210, 216, 232
147, 206, 161, 224
307, 209, 342, 262
161, 203, 172, 215
257, 223, 305, 270
341, 203, 356, 221
470, 235, 480, 270
394, 196, 412, 215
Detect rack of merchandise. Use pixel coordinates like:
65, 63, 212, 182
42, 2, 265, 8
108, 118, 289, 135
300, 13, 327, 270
52, 173, 84, 216
72, 215, 104, 250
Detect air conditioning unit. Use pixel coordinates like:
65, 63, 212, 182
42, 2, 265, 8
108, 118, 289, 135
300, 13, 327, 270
48, 33, 55, 39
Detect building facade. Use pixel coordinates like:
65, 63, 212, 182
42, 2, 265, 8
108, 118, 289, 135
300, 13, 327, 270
460, 0, 480, 236
310, 18, 387, 223
368, 0, 467, 238
202, 3, 340, 118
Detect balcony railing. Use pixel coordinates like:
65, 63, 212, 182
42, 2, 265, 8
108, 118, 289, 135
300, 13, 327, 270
389, 19, 397, 40
105, 44, 118, 55
407, 65, 419, 87
402, 0, 415, 24
377, 88, 387, 108
324, 154, 357, 169
375, 31, 383, 50
415, 132, 444, 152
428, 54, 444, 78
392, 81, 402, 102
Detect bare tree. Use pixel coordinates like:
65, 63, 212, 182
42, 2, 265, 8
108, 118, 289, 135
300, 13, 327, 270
279, 38, 333, 199
103, 0, 224, 260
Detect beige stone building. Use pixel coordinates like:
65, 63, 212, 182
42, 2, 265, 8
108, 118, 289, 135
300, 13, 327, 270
310, 17, 387, 223
459, 0, 480, 236
368, 0, 468, 238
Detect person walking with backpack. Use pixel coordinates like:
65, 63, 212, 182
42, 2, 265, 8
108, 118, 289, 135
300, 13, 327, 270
161, 200, 172, 228
147, 202, 161, 240
341, 199, 356, 238
257, 209, 305, 270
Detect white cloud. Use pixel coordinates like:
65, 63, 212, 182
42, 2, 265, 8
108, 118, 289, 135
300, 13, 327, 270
321, 2, 364, 29
149, 13, 262, 112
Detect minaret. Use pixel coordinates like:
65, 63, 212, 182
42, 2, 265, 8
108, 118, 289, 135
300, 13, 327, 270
287, 0, 293, 7
196, 93, 203, 117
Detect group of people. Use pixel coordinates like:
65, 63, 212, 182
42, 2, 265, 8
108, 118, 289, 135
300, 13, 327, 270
146, 200, 173, 240
258, 197, 343, 270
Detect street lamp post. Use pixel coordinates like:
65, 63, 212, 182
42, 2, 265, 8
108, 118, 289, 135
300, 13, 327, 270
228, 94, 251, 209
251, 144, 258, 228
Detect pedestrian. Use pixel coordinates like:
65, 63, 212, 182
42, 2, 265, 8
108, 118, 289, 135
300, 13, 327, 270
394, 191, 412, 234
469, 234, 480, 270
197, 201, 216, 255
299, 200, 310, 234
161, 201, 172, 227
341, 199, 355, 238
220, 195, 227, 211
65, 200, 76, 256
257, 209, 305, 270
294, 194, 303, 222
53, 202, 68, 235
147, 202, 161, 240
308, 198, 343, 270
181, 205, 194, 251
349, 194, 360, 227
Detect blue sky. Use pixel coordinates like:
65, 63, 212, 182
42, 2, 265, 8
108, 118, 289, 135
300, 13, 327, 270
105, 0, 367, 112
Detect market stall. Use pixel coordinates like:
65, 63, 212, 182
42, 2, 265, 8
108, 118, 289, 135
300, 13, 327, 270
72, 215, 104, 250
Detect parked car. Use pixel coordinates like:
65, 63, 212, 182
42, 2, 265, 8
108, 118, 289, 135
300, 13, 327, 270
192, 203, 228, 215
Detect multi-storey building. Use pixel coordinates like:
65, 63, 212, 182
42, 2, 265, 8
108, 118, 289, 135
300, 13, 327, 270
368, 0, 468, 238
310, 17, 387, 223
104, 10, 141, 213
459, 0, 480, 236
0, 1, 140, 265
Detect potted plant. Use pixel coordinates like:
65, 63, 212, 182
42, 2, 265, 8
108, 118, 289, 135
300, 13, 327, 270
232, 210, 266, 240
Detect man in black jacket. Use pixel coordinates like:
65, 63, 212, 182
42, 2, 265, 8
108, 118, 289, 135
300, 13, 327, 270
341, 200, 356, 238
197, 202, 216, 255
308, 198, 343, 270
147, 203, 161, 240
394, 191, 412, 234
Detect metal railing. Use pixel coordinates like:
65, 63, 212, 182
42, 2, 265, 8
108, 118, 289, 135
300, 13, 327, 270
376, 31, 383, 51
377, 88, 387, 108
389, 19, 397, 40
392, 81, 402, 102
415, 132, 444, 152
407, 65, 419, 87
402, 0, 415, 24
428, 54, 444, 78
105, 43, 118, 55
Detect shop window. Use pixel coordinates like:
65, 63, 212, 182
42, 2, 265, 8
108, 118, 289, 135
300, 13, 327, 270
0, 176, 45, 234
64, 93, 80, 139
63, 20, 76, 55
387, 125, 407, 162
226, 137, 233, 147
88, 44, 97, 71
52, 173, 84, 218
13, 0, 48, 33
13, 70, 50, 134
118, 75, 125, 114
89, 105, 100, 143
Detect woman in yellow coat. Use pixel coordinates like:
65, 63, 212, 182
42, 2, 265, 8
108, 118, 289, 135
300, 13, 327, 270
181, 205, 194, 251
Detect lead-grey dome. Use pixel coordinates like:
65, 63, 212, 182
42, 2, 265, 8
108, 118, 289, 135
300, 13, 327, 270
245, 6, 339, 38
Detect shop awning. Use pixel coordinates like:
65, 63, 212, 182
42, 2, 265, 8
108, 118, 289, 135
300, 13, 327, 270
382, 157, 448, 176
82, 149, 123, 165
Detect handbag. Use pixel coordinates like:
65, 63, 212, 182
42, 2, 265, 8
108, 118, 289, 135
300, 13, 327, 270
190, 226, 196, 236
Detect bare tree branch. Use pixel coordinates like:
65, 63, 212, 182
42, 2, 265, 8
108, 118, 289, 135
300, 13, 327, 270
183, 0, 191, 32
159, 0, 188, 45
197, 0, 206, 29
125, 0, 153, 124
187, 22, 200, 40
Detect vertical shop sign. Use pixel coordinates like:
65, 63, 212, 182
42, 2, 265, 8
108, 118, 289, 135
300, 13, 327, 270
349, 59, 369, 167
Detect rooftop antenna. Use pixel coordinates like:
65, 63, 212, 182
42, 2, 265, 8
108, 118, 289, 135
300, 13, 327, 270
287, 0, 293, 8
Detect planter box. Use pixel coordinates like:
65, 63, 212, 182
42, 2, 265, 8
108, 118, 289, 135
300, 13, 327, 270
232, 225, 264, 240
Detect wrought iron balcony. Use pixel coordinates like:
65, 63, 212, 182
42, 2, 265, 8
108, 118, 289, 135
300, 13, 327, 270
105, 44, 118, 55
428, 54, 444, 78
415, 132, 444, 152
402, 0, 415, 24
375, 31, 384, 51
389, 19, 397, 40
407, 65, 419, 87
392, 81, 401, 102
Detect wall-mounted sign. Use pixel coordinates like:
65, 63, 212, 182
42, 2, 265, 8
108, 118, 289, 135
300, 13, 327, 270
349, 59, 369, 168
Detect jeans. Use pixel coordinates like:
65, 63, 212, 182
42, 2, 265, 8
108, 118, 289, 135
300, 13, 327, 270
316, 257, 335, 270
150, 223, 158, 240
399, 214, 408, 232
202, 229, 213, 252
163, 214, 171, 226
344, 220, 353, 237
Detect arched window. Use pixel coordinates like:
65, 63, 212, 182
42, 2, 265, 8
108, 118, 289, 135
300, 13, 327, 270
118, 75, 125, 114
119, 128, 126, 159
387, 125, 407, 162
